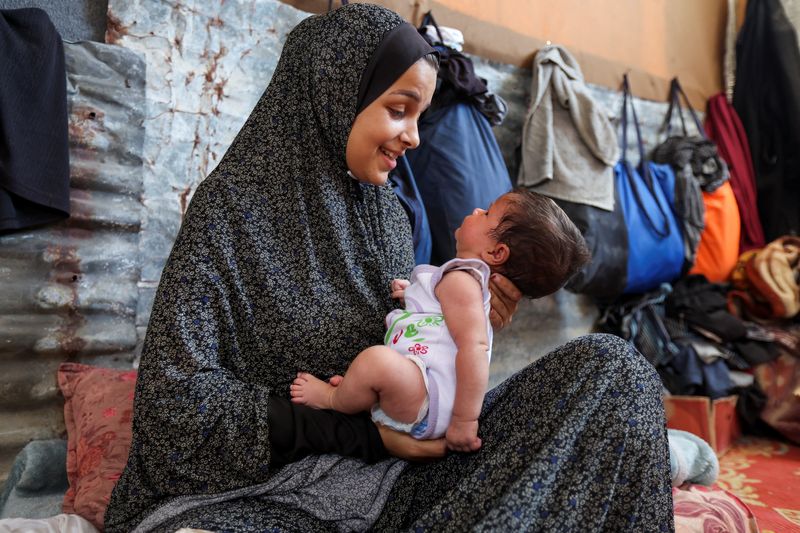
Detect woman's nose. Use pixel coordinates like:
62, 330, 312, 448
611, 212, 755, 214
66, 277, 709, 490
400, 122, 420, 149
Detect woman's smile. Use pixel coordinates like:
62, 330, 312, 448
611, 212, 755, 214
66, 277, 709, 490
379, 146, 401, 170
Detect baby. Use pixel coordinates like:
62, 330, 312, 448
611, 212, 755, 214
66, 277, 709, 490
290, 188, 590, 451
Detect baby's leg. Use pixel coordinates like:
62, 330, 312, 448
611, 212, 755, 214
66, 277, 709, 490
291, 345, 427, 424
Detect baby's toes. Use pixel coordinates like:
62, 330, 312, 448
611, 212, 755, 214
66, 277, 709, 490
290, 389, 305, 402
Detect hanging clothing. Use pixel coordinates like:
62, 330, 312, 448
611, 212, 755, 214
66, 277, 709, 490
388, 156, 432, 265
405, 102, 512, 265
733, 0, 800, 241
705, 94, 765, 253
518, 44, 619, 211
105, 5, 672, 532
0, 8, 70, 232
417, 13, 508, 126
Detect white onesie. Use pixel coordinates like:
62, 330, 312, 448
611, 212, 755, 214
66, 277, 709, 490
371, 258, 493, 439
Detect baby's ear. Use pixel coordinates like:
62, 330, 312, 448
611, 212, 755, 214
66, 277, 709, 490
482, 243, 510, 266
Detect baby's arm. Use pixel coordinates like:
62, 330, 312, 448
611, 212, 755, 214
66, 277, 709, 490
436, 270, 490, 452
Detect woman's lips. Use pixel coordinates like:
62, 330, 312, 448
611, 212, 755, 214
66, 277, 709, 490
380, 148, 398, 170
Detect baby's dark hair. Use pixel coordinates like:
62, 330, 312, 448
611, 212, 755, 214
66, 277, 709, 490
491, 188, 591, 299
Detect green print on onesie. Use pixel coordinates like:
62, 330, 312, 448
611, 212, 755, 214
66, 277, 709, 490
384, 312, 445, 345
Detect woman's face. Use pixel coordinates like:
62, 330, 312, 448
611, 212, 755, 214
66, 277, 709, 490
345, 59, 437, 186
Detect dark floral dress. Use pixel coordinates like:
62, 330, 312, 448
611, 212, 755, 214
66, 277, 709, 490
105, 4, 673, 532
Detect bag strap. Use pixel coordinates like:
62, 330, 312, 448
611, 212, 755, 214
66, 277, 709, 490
663, 78, 706, 139
620, 75, 671, 238
420, 11, 444, 43
662, 82, 684, 137
621, 75, 650, 168
327, 0, 348, 12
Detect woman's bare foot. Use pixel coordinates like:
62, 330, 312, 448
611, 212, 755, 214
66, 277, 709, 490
290, 372, 336, 409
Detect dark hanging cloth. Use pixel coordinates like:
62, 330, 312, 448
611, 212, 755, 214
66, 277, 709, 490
417, 12, 508, 126
0, 8, 70, 233
733, 0, 800, 241
388, 156, 432, 265
106, 5, 672, 532
705, 94, 765, 253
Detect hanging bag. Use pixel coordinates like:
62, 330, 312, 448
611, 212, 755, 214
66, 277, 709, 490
389, 156, 432, 265
651, 79, 707, 270
405, 12, 512, 265
617, 75, 684, 294
406, 102, 512, 265
652, 78, 740, 282
553, 191, 628, 302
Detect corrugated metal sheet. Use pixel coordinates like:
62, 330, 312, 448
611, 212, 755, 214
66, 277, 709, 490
0, 41, 146, 484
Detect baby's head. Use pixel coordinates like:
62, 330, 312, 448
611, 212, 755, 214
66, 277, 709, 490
455, 188, 591, 299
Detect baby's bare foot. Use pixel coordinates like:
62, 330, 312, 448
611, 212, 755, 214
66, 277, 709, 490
290, 372, 336, 409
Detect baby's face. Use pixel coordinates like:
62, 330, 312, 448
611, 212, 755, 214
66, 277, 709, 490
454, 194, 513, 259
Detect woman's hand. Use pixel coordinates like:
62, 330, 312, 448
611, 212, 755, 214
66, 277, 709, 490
488, 273, 522, 330
377, 423, 446, 461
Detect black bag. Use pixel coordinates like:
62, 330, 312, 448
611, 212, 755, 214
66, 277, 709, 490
554, 189, 628, 302
652, 78, 729, 268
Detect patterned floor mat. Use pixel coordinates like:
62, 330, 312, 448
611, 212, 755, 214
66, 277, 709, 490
716, 437, 800, 533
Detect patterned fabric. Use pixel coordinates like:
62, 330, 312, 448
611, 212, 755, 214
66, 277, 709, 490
104, 4, 673, 532
105, 4, 415, 531
145, 334, 673, 532
131, 455, 406, 533
717, 437, 800, 531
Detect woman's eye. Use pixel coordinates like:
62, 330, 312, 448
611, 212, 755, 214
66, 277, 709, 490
388, 108, 404, 119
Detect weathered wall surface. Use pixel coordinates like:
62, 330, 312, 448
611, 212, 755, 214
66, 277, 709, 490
0, 0, 691, 483
0, 41, 145, 481
281, 0, 731, 110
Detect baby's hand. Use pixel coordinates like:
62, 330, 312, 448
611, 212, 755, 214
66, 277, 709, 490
391, 279, 410, 302
445, 419, 481, 452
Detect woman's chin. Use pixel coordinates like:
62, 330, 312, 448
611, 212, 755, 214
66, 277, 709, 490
360, 172, 390, 187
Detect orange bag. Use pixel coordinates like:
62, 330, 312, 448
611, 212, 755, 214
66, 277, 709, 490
689, 181, 741, 282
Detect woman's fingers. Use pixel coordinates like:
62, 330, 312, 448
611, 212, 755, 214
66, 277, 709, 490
488, 274, 522, 330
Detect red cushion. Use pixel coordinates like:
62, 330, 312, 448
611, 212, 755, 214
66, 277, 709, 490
58, 363, 137, 531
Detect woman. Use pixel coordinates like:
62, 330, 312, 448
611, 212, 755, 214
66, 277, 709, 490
106, 4, 672, 532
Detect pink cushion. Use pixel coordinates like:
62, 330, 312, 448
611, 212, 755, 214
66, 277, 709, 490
58, 363, 137, 531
